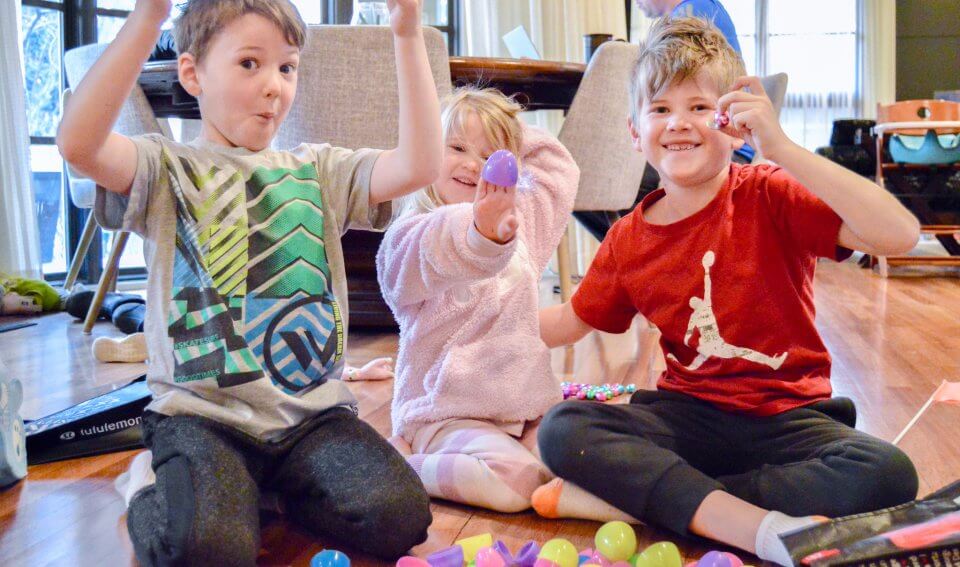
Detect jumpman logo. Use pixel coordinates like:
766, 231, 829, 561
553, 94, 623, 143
666, 251, 788, 371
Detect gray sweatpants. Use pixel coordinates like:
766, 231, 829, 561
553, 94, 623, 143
538, 390, 918, 537
127, 408, 431, 566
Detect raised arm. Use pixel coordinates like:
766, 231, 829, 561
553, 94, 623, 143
719, 76, 920, 256
376, 204, 516, 309
368, 0, 443, 206
56, 0, 170, 195
538, 301, 594, 348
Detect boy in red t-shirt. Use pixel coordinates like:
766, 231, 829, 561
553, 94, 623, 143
533, 16, 921, 566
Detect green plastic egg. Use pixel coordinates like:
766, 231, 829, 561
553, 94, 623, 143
595, 521, 637, 562
631, 542, 681, 567
539, 538, 580, 567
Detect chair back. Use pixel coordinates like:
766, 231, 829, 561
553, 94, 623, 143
63, 43, 164, 138
60, 88, 96, 208
760, 72, 788, 119
276, 25, 452, 150
877, 100, 960, 135
559, 40, 646, 211
749, 72, 789, 163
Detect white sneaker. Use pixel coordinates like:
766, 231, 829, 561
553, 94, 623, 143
93, 333, 147, 363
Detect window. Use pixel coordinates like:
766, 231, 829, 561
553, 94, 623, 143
725, 0, 859, 150
20, 0, 458, 282
422, 0, 459, 54
22, 1, 66, 277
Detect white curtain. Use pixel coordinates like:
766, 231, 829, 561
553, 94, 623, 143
857, 0, 896, 120
462, 0, 627, 137
0, 0, 42, 279
462, 0, 629, 273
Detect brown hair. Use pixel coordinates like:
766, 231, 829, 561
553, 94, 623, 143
174, 0, 307, 63
629, 16, 745, 124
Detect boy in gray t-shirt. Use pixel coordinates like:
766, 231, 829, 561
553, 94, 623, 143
58, 0, 442, 563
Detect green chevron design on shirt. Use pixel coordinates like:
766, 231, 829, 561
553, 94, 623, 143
245, 163, 331, 298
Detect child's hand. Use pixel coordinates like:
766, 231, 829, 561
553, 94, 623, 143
387, 0, 422, 38
718, 76, 792, 162
133, 0, 172, 25
473, 179, 518, 244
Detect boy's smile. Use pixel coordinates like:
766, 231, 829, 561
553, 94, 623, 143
630, 71, 742, 196
180, 13, 300, 151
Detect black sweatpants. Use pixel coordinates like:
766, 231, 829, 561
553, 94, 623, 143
538, 390, 918, 537
127, 408, 431, 567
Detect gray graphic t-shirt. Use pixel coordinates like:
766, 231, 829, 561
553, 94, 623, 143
95, 134, 387, 441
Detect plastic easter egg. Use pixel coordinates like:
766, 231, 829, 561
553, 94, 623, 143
534, 559, 561, 567
481, 150, 519, 187
397, 557, 432, 567
721, 553, 742, 567
695, 551, 730, 567
514, 541, 542, 567
311, 549, 351, 567
538, 539, 580, 567
632, 542, 682, 567
428, 546, 465, 567
457, 534, 494, 563
595, 522, 637, 562
587, 551, 611, 567
476, 546, 507, 567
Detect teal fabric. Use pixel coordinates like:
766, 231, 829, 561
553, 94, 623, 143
889, 130, 960, 165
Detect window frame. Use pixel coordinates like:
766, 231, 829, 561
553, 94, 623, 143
325, 0, 460, 54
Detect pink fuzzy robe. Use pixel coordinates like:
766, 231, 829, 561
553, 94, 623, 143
377, 125, 580, 439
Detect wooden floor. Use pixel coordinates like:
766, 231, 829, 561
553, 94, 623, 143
1, 260, 959, 566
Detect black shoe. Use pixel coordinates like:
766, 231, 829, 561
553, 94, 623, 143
65, 290, 145, 321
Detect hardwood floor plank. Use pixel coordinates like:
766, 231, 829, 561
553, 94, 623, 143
2, 262, 959, 566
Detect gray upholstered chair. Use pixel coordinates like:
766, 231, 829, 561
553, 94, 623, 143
753, 72, 789, 163
63, 43, 166, 333
276, 25, 452, 150
274, 25, 452, 327
555, 40, 648, 302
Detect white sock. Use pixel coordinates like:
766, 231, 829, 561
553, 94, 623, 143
93, 333, 147, 363
115, 450, 156, 507
532, 478, 640, 524
755, 511, 823, 567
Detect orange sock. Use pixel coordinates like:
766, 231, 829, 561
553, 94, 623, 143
531, 478, 563, 518
532, 478, 638, 523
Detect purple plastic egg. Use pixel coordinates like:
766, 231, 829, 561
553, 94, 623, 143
482, 150, 519, 187
427, 546, 465, 567
696, 551, 731, 567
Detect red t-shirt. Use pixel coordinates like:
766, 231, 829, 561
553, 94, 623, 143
572, 164, 852, 416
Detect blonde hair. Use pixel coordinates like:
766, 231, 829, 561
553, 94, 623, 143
174, 0, 307, 63
629, 16, 745, 125
401, 86, 525, 217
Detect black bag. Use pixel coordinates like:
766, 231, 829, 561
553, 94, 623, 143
783, 480, 960, 567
